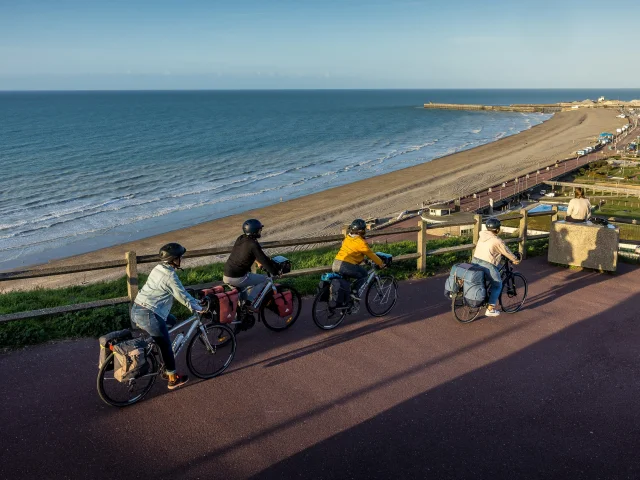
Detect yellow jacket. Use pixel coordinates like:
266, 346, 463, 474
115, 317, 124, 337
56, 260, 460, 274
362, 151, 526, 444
335, 234, 384, 267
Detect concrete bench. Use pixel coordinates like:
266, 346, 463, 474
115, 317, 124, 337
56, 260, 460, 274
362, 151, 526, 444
548, 221, 619, 272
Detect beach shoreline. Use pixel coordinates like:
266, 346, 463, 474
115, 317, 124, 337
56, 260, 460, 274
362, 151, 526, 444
2, 108, 627, 291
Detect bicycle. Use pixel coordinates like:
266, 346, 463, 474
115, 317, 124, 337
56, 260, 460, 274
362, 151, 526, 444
223, 271, 302, 334
311, 253, 398, 330
451, 253, 528, 323
97, 297, 237, 407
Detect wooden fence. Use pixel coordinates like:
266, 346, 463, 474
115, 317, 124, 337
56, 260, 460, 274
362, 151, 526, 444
0, 209, 556, 324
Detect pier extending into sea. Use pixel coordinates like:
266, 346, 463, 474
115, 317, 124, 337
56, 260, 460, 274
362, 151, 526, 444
424, 101, 637, 114
423, 102, 562, 113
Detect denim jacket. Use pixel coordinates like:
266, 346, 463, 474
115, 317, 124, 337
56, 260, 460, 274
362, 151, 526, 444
134, 263, 201, 320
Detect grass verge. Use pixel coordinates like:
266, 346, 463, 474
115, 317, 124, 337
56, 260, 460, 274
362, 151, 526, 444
0, 236, 549, 350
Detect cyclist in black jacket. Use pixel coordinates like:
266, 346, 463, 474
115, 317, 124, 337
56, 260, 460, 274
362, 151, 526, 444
223, 219, 280, 304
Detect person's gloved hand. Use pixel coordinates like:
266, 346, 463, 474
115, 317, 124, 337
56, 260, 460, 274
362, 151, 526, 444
197, 298, 209, 313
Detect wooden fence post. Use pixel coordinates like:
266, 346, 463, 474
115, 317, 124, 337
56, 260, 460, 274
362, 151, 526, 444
518, 208, 528, 259
417, 219, 427, 273
473, 214, 482, 245
471, 214, 482, 261
551, 205, 559, 222
125, 251, 138, 303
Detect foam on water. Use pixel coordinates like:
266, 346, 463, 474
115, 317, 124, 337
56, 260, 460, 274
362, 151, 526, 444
0, 90, 558, 269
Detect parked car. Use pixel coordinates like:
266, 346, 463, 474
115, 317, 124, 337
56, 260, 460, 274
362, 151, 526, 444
539, 189, 547, 195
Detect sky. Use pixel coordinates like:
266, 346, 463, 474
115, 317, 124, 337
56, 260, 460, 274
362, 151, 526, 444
0, 0, 638, 90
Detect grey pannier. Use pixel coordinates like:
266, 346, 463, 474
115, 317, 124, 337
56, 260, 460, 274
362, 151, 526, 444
444, 263, 486, 307
98, 329, 133, 370
112, 338, 151, 382
330, 278, 351, 308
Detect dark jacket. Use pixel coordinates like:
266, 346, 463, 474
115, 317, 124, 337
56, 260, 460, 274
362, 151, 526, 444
224, 235, 279, 277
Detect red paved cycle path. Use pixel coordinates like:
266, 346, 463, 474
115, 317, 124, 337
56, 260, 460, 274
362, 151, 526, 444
2, 256, 640, 480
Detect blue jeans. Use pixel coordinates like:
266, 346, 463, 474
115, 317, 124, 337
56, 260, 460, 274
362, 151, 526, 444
332, 260, 368, 295
472, 258, 502, 307
131, 304, 177, 373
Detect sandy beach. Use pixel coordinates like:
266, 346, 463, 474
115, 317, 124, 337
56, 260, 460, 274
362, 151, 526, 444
3, 108, 627, 291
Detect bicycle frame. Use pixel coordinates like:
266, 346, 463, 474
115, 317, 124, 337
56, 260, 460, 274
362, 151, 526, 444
146, 310, 217, 373
250, 275, 276, 310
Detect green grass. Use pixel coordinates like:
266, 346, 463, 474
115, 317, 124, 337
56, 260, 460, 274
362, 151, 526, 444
501, 215, 552, 232
0, 235, 554, 350
0, 237, 479, 350
594, 204, 640, 220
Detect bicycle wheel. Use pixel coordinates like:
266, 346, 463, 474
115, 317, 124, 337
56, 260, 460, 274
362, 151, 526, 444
312, 285, 347, 330
365, 275, 398, 317
186, 323, 236, 379
97, 351, 158, 407
260, 285, 302, 331
451, 292, 482, 323
499, 272, 528, 313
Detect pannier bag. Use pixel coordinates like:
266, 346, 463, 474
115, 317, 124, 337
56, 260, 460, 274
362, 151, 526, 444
375, 252, 393, 267
330, 278, 351, 308
98, 329, 133, 370
271, 286, 294, 317
201, 286, 240, 324
319, 272, 350, 308
444, 263, 486, 308
112, 338, 151, 382
271, 255, 292, 274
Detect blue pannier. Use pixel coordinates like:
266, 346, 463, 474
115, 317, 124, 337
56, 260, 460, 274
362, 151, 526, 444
444, 263, 486, 308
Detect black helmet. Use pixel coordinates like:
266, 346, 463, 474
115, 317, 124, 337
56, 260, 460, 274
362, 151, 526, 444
485, 217, 501, 232
242, 219, 263, 238
159, 243, 186, 262
348, 218, 367, 236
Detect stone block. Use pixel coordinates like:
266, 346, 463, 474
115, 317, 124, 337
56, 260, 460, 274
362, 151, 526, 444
548, 221, 619, 271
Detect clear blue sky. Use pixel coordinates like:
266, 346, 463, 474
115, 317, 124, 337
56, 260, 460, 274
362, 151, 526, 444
0, 0, 637, 90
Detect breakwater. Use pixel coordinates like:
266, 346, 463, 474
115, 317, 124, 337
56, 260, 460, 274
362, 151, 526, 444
423, 102, 563, 113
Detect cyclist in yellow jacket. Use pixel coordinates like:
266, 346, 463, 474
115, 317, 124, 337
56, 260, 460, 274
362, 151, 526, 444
332, 218, 385, 297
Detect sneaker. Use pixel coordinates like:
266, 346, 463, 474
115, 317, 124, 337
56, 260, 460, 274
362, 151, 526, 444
168, 374, 189, 390
485, 308, 501, 317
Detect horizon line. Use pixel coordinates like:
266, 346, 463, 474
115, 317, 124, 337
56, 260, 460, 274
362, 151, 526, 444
1, 87, 639, 93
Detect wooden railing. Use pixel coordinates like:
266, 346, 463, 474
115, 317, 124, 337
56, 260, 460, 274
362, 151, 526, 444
0, 209, 556, 324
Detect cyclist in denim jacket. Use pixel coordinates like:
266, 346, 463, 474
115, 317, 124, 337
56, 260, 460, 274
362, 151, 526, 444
132, 243, 204, 390
472, 218, 520, 317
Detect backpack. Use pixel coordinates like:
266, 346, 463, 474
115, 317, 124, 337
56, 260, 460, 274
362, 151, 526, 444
98, 329, 133, 370
201, 286, 239, 324
112, 338, 151, 382
444, 263, 486, 308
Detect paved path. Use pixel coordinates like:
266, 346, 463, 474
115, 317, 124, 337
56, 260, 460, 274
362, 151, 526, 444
458, 126, 640, 212
2, 257, 640, 479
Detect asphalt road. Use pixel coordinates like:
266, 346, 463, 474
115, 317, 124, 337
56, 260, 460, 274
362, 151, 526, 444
1, 256, 640, 480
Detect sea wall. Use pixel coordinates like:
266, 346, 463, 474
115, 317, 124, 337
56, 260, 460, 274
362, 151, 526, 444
423, 103, 563, 113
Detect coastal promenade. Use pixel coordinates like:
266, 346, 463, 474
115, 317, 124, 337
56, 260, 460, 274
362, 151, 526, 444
1, 256, 639, 479
457, 124, 640, 212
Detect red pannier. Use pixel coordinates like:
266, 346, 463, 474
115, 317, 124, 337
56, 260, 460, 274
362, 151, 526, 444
271, 287, 293, 318
201, 286, 239, 324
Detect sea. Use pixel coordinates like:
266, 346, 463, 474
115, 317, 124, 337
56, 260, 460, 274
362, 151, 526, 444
2, 89, 640, 270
